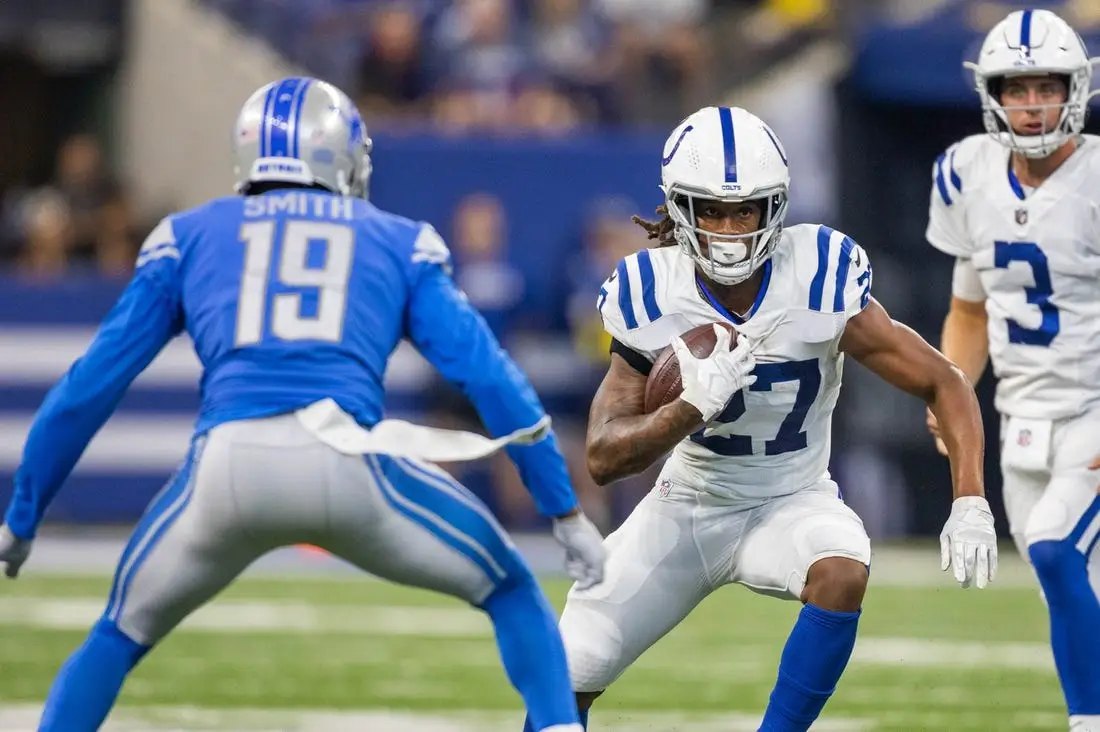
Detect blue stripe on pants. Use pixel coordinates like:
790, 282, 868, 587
105, 438, 204, 622
366, 454, 520, 586
396, 457, 504, 525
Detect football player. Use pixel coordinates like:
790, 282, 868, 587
926, 9, 1100, 729
520, 104, 998, 732
0, 77, 604, 732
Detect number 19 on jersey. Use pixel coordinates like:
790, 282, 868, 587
234, 221, 354, 346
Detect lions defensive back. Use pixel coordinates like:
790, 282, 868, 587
0, 77, 604, 732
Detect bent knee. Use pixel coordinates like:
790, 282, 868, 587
479, 560, 543, 611
802, 556, 869, 611
89, 618, 151, 665
559, 602, 626, 693
1024, 476, 1100, 546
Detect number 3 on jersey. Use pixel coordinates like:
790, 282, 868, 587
994, 241, 1060, 347
235, 221, 354, 346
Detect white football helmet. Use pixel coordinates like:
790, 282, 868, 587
659, 106, 790, 285
964, 9, 1099, 158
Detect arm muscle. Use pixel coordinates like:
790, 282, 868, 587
941, 296, 989, 385
840, 298, 985, 499
586, 354, 703, 486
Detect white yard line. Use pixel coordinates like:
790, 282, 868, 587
853, 637, 1054, 672
0, 598, 1057, 678
0, 597, 493, 637
16, 539, 1041, 588
0, 705, 873, 732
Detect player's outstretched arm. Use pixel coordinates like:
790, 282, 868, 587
408, 250, 606, 587
585, 354, 704, 486
406, 259, 578, 517
841, 298, 984, 496
2, 259, 182, 548
840, 297, 997, 588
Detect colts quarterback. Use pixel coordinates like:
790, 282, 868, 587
926, 8, 1100, 730
520, 105, 998, 732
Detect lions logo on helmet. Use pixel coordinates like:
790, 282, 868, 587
964, 9, 1100, 159
232, 77, 373, 198
659, 106, 790, 286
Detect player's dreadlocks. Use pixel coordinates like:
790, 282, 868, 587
632, 204, 677, 247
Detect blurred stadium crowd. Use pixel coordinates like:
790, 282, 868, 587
0, 0, 842, 279
205, 0, 838, 131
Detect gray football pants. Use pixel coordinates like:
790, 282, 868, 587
101, 413, 528, 646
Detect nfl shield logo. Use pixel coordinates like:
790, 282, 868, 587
1015, 208, 1028, 225
1018, 429, 1032, 447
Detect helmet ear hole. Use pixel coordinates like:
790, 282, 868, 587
987, 77, 1004, 101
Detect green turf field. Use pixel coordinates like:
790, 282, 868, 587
0, 546, 1065, 731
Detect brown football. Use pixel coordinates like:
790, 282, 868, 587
643, 322, 738, 413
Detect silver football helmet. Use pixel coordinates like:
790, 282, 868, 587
232, 77, 373, 197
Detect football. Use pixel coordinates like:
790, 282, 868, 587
643, 322, 738, 413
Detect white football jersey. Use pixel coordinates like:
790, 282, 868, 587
927, 134, 1100, 420
598, 224, 872, 500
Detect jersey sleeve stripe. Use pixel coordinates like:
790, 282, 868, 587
135, 217, 179, 269
935, 153, 954, 206
809, 225, 834, 311
136, 247, 181, 268
616, 259, 639, 330
138, 218, 177, 254
831, 235, 855, 313
636, 249, 663, 322
596, 284, 609, 312
948, 149, 963, 192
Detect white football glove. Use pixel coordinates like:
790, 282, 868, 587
552, 512, 606, 591
672, 325, 757, 423
939, 496, 998, 589
0, 524, 32, 579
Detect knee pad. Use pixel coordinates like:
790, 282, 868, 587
1024, 476, 1100, 547
558, 601, 625, 693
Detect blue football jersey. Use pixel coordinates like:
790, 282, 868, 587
5, 190, 577, 537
